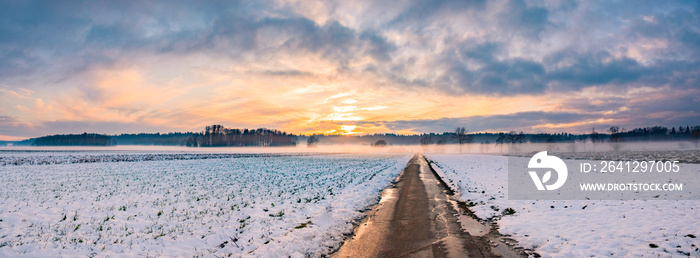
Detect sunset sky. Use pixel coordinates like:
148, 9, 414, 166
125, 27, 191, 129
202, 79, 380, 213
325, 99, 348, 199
1, 0, 699, 140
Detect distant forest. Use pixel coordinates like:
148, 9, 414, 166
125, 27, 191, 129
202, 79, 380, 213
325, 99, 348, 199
299, 125, 700, 146
2, 125, 699, 147
8, 125, 297, 147
115, 132, 195, 145
32, 133, 115, 146
185, 125, 297, 147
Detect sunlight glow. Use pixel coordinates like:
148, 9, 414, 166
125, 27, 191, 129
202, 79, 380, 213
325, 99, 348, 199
340, 125, 357, 135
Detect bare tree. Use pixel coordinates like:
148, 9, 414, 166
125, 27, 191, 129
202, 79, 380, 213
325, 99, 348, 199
608, 126, 625, 151
307, 135, 319, 148
453, 127, 474, 153
511, 131, 526, 144
590, 127, 601, 144
435, 138, 447, 153
372, 139, 387, 147
495, 131, 524, 144
608, 126, 620, 134
691, 126, 700, 147
420, 136, 433, 145
420, 136, 433, 153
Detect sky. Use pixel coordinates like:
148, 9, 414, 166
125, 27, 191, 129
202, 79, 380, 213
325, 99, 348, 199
0, 0, 699, 140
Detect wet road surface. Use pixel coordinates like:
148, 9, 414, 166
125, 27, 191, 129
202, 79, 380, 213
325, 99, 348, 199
333, 154, 495, 258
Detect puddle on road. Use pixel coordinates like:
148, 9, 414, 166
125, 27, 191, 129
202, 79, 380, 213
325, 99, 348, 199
449, 201, 490, 237
353, 183, 399, 239
379, 188, 397, 203
422, 155, 529, 257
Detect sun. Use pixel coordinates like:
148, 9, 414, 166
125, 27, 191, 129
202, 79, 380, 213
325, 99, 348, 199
340, 125, 357, 135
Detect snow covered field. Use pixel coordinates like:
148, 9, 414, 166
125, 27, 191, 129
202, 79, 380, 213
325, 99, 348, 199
543, 149, 700, 164
427, 154, 700, 257
0, 151, 305, 166
0, 151, 410, 257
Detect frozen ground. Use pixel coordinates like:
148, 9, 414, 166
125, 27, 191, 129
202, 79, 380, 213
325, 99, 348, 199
427, 154, 700, 257
0, 152, 410, 257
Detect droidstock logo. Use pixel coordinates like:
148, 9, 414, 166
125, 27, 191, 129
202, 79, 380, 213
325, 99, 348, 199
528, 151, 568, 190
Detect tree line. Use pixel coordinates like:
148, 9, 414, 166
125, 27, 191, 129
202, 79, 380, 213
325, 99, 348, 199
5, 124, 699, 147
114, 132, 195, 145
304, 125, 700, 147
32, 133, 115, 146
186, 125, 297, 147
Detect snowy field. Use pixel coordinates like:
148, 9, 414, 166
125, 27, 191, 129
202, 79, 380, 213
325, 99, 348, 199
0, 150, 410, 257
427, 154, 700, 257
542, 149, 700, 164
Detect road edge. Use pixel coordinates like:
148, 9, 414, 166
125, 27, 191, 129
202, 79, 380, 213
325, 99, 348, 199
422, 155, 535, 258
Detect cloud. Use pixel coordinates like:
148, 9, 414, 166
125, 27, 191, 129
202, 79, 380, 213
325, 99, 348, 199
2, 0, 697, 95
545, 51, 646, 89
377, 111, 598, 133
0, 0, 699, 137
0, 118, 176, 138
387, 0, 487, 27
501, 0, 550, 39
435, 42, 549, 94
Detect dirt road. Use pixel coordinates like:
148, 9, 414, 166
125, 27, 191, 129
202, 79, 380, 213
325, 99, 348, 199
333, 154, 496, 257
